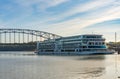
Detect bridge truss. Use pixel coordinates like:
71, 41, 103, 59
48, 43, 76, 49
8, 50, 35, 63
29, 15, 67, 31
0, 29, 62, 43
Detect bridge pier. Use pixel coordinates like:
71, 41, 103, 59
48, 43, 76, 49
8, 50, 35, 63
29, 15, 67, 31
18, 32, 20, 43
9, 33, 11, 43
14, 31, 15, 43
4, 32, 6, 43
23, 32, 24, 43
27, 34, 29, 43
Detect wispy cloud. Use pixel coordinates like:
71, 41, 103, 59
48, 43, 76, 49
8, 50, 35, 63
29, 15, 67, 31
14, 0, 69, 10
50, 0, 115, 20
43, 0, 120, 36
0, 0, 69, 28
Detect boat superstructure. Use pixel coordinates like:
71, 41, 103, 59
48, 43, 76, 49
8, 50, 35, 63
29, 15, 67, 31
35, 34, 114, 55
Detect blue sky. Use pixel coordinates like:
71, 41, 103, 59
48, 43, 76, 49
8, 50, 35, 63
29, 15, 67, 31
0, 0, 120, 42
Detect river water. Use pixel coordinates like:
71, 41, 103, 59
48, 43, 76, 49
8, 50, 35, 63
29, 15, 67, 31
0, 51, 120, 79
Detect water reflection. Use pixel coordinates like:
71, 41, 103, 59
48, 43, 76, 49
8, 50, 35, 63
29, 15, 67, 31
75, 67, 105, 79
75, 55, 105, 60
0, 51, 35, 56
0, 52, 119, 79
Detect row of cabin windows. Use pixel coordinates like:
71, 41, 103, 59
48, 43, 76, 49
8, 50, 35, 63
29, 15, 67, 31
82, 36, 101, 38
63, 42, 105, 46
88, 46, 106, 48
39, 45, 55, 49
39, 45, 106, 50
61, 39, 105, 42
89, 42, 105, 45
40, 49, 106, 52
39, 41, 105, 48
82, 39, 105, 41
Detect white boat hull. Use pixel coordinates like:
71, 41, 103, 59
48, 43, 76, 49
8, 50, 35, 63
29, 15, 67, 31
36, 50, 115, 55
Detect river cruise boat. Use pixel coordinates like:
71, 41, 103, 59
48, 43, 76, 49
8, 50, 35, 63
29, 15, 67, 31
35, 34, 114, 55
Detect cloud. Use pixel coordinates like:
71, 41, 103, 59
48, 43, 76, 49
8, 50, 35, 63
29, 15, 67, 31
43, 0, 120, 36
4, 0, 119, 37
0, 21, 7, 28
0, 0, 69, 27
51, 0, 115, 20
0, 0, 120, 39
14, 0, 69, 10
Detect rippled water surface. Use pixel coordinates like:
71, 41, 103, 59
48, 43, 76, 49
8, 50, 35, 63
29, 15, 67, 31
0, 51, 120, 79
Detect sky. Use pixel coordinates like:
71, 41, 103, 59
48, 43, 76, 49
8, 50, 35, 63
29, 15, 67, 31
0, 0, 120, 42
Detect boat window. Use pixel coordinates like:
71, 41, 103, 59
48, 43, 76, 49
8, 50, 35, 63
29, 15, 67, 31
95, 42, 98, 45
102, 42, 105, 45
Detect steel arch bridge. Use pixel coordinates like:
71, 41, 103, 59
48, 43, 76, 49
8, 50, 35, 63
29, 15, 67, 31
0, 28, 62, 43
